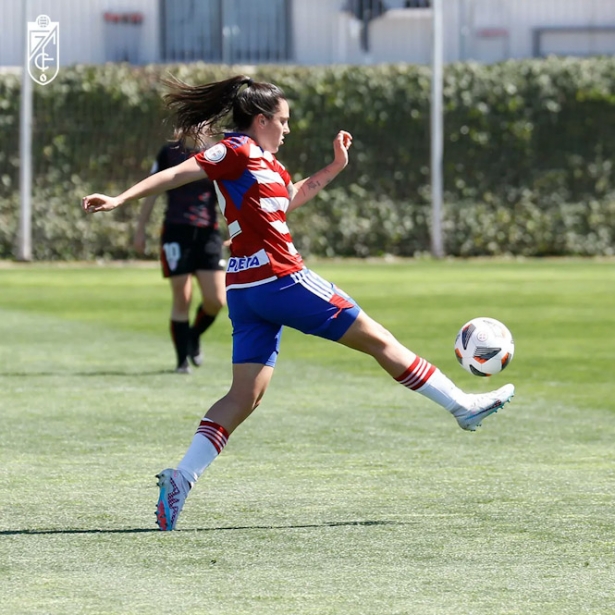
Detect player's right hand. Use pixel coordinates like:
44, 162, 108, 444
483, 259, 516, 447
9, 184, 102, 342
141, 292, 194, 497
82, 194, 121, 213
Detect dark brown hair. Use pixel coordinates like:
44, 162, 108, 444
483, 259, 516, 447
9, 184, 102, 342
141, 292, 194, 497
163, 75, 286, 141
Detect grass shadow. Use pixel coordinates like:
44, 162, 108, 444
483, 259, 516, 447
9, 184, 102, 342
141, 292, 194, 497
0, 370, 177, 377
0, 520, 401, 536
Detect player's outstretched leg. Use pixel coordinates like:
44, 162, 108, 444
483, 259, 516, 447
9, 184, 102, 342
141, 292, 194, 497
395, 356, 515, 431
338, 312, 515, 431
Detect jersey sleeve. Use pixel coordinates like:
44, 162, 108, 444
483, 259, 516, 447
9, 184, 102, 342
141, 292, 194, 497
195, 141, 248, 181
273, 159, 292, 186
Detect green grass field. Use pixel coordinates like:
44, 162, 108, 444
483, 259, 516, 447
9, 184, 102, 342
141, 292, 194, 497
1, 259, 614, 615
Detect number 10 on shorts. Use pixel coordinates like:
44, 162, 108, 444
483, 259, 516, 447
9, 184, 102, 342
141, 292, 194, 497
163, 242, 181, 272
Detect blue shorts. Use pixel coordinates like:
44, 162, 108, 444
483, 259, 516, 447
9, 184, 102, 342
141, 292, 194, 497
227, 268, 361, 367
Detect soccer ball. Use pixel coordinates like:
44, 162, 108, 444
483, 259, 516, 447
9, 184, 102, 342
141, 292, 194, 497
454, 317, 514, 377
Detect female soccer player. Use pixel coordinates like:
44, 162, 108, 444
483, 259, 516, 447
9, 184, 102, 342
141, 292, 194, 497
135, 130, 225, 373
82, 75, 515, 531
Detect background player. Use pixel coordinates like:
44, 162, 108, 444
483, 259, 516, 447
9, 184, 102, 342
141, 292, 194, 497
134, 130, 226, 373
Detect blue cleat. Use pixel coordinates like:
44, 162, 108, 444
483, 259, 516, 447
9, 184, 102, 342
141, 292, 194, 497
155, 468, 191, 531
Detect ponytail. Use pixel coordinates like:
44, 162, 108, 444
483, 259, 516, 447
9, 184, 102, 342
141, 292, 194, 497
163, 74, 286, 141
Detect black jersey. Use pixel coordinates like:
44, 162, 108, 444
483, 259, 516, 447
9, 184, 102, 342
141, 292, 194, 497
151, 142, 218, 228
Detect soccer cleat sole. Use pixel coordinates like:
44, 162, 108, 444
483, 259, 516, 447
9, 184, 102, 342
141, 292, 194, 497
155, 472, 171, 531
463, 390, 515, 432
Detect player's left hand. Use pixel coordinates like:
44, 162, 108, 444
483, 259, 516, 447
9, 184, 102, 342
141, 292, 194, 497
82, 194, 121, 213
332, 130, 353, 169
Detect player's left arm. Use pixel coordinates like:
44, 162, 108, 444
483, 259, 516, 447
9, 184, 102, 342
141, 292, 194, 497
287, 130, 352, 213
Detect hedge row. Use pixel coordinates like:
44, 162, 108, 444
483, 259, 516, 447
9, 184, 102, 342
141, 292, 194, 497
1, 58, 615, 259
2, 180, 612, 260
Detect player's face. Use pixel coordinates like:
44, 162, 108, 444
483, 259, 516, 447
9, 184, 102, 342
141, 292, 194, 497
258, 99, 290, 153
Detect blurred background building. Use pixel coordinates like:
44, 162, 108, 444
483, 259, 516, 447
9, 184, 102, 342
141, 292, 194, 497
1, 0, 615, 68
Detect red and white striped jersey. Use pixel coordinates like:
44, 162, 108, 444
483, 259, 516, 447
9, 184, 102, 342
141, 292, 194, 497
195, 133, 304, 289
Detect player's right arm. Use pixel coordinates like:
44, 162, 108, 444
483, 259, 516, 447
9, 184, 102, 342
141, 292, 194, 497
82, 157, 205, 214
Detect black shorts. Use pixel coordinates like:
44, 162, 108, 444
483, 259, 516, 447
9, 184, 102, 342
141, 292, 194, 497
160, 224, 224, 278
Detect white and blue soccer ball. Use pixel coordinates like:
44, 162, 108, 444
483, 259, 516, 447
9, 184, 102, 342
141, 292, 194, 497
454, 317, 514, 377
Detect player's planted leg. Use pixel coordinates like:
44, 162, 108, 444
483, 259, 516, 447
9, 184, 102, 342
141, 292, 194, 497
155, 364, 273, 530
155, 418, 228, 531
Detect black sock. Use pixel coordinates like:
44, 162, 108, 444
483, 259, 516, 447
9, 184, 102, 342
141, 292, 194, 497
170, 320, 191, 367
191, 304, 217, 338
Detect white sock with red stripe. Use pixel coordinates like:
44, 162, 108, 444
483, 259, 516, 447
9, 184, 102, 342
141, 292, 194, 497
395, 355, 466, 412
177, 418, 229, 484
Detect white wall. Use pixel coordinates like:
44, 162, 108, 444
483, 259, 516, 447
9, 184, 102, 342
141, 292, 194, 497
466, 0, 615, 61
292, 2, 443, 66
335, 0, 615, 66
291, 0, 341, 65
344, 9, 435, 65
292, 2, 456, 66
1, 0, 614, 68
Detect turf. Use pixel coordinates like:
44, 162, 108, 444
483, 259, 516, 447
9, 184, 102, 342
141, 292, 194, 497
0, 259, 614, 615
